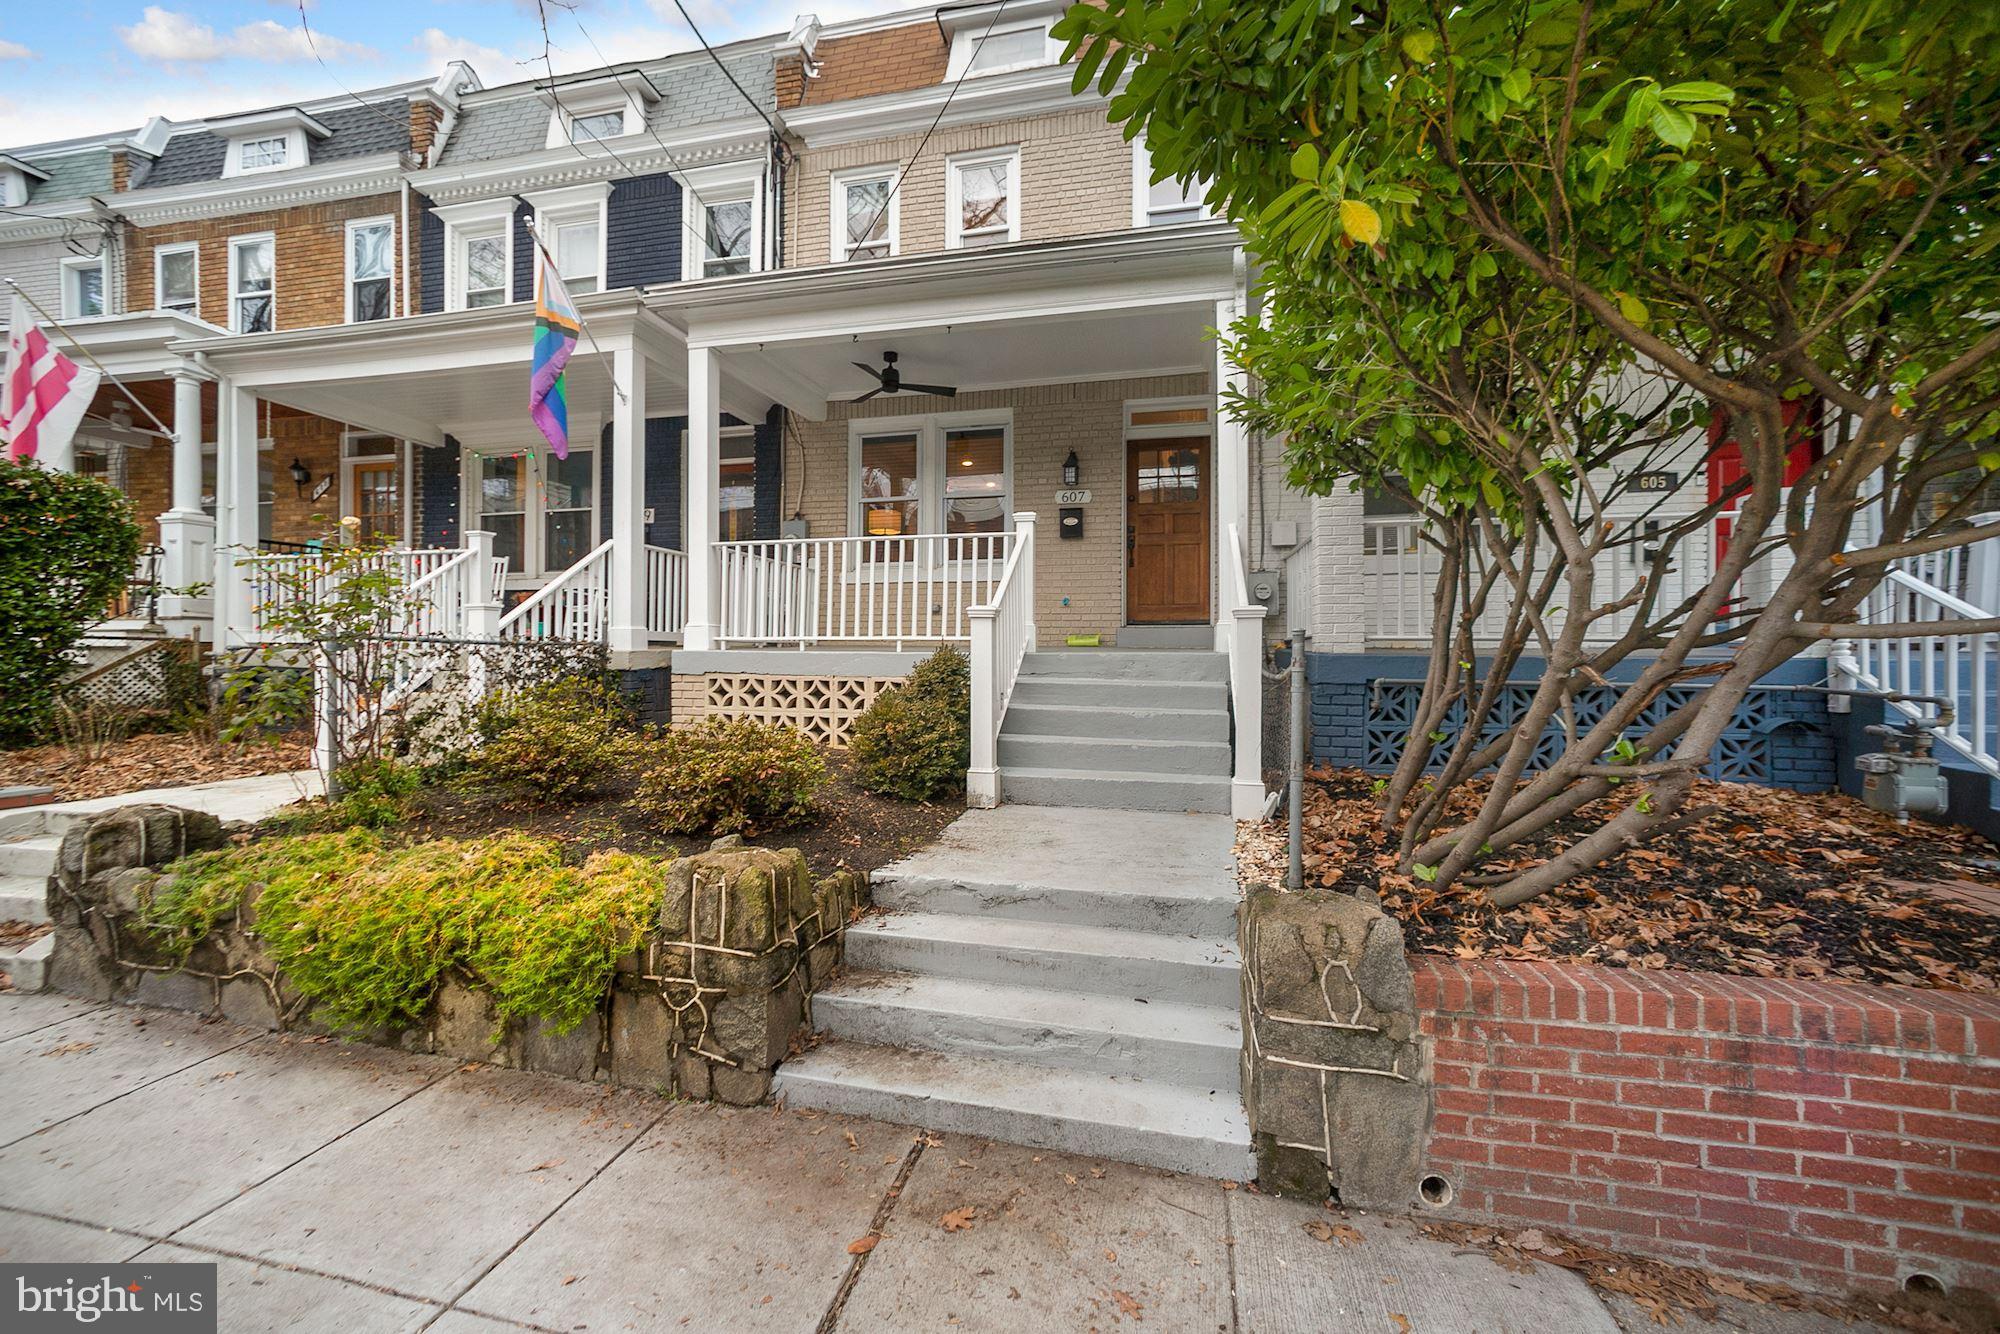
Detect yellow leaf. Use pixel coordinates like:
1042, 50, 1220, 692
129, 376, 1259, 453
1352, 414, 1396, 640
1340, 199, 1383, 245
1615, 290, 1650, 327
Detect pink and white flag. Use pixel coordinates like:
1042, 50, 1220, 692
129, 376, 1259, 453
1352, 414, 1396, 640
3, 294, 100, 467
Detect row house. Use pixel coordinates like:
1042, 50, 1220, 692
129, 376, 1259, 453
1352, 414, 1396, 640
0, 2, 1308, 817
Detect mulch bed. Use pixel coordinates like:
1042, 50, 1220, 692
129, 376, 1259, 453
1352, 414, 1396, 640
387, 755, 964, 878
1237, 768, 2000, 993
0, 732, 311, 803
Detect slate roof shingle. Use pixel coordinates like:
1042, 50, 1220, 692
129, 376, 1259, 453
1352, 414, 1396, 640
133, 99, 415, 189
23, 150, 113, 205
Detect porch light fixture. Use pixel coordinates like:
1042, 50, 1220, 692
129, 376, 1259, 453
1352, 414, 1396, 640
1062, 451, 1080, 487
288, 457, 311, 496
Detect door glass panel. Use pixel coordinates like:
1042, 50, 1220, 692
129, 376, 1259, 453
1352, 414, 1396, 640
353, 462, 400, 542
943, 427, 1007, 534
719, 434, 757, 542
543, 449, 594, 572
478, 454, 528, 573
858, 433, 919, 540
1134, 445, 1203, 503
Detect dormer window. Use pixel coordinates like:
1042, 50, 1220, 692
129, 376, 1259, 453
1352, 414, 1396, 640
239, 136, 289, 170
940, 0, 1063, 80
211, 108, 327, 178
0, 154, 49, 208
570, 110, 624, 144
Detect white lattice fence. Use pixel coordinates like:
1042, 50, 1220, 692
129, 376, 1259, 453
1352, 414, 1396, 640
65, 640, 196, 713
682, 673, 902, 747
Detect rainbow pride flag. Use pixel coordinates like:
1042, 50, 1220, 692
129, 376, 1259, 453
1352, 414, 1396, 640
530, 239, 581, 460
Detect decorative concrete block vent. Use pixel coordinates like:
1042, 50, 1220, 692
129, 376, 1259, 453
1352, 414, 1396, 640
45, 807, 864, 1107
1240, 887, 1431, 1210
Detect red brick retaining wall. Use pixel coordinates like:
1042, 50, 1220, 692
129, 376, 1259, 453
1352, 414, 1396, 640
1412, 958, 2000, 1296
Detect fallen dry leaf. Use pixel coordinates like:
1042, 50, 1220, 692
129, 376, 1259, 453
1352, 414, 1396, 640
1390, 1316, 1411, 1333
940, 1207, 976, 1232
1112, 1289, 1144, 1320
846, 1235, 879, 1255
1303, 1220, 1364, 1246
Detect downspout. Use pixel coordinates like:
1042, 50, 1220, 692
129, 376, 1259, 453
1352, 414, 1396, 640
400, 173, 413, 318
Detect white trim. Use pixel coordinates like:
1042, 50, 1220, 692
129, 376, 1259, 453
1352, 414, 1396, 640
847, 408, 1015, 540
411, 121, 766, 203
343, 215, 396, 324
778, 63, 1101, 149
830, 163, 900, 262
59, 254, 107, 319
225, 130, 304, 177
153, 242, 200, 317
227, 232, 276, 334
111, 151, 410, 227
678, 158, 767, 281
945, 147, 1020, 250
943, 15, 1059, 82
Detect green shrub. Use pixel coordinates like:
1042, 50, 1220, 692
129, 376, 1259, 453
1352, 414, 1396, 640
327, 757, 425, 828
142, 831, 666, 1035
851, 646, 971, 801
467, 677, 639, 800
633, 716, 828, 836
1, 458, 142, 744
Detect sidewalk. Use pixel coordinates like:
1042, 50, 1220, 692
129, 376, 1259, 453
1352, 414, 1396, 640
0, 993, 1851, 1333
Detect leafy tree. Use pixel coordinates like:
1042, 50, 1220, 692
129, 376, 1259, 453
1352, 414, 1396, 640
0, 458, 141, 744
1059, 0, 2000, 904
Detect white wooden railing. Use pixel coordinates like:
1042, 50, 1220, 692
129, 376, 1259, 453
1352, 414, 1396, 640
967, 514, 1037, 808
499, 540, 612, 642
646, 545, 688, 638
1223, 522, 1268, 819
715, 532, 1015, 648
1833, 556, 2000, 776
240, 547, 460, 642
1362, 516, 1715, 647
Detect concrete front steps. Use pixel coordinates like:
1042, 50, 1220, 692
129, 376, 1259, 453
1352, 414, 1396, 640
0, 828, 60, 992
775, 806, 1254, 1180
998, 650, 1233, 813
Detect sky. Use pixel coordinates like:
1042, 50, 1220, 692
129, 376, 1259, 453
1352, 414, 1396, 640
0, 0, 917, 150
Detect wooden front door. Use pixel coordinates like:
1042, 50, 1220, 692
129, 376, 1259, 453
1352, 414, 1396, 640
1127, 437, 1211, 623
350, 459, 402, 543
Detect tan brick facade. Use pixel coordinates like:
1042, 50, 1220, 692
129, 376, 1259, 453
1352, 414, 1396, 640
786, 108, 1133, 266
125, 193, 407, 332
789, 373, 1209, 645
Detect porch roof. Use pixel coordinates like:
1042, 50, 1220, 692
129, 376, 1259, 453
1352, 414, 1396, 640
42, 309, 225, 380
645, 222, 1245, 421
168, 290, 772, 449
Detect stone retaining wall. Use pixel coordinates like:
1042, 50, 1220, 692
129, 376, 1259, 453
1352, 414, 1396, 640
46, 804, 863, 1106
1413, 956, 2000, 1296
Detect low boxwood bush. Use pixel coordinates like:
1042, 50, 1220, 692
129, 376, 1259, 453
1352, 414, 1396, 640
633, 716, 828, 836
851, 646, 971, 801
467, 677, 639, 800
142, 831, 667, 1035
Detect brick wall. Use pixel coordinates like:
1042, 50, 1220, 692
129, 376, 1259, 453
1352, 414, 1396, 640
126, 193, 407, 331
786, 108, 1133, 266
790, 373, 1208, 644
793, 22, 949, 106
1414, 957, 2000, 1296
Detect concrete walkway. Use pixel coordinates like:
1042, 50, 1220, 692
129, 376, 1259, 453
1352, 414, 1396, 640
0, 769, 324, 838
0, 993, 1638, 1333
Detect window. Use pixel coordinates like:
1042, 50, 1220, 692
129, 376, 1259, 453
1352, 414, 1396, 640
463, 231, 508, 308
961, 23, 1049, 76
850, 413, 1013, 544
155, 244, 198, 315
554, 218, 601, 294
61, 257, 104, 318
833, 168, 897, 262
346, 218, 394, 323
570, 110, 624, 143
701, 198, 754, 277
1132, 138, 1210, 227
947, 150, 1018, 249
238, 136, 288, 170
719, 430, 757, 541
470, 447, 598, 579
229, 235, 274, 333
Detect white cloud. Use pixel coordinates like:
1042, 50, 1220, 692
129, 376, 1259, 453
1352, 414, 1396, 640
0, 39, 34, 60
118, 6, 374, 65
413, 28, 513, 74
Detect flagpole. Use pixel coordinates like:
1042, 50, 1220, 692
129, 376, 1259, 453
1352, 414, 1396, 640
0, 276, 180, 443
526, 219, 628, 407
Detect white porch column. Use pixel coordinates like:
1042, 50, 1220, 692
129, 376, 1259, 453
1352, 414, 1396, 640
1213, 295, 1250, 652
157, 368, 215, 620
607, 345, 649, 653
213, 381, 261, 649
682, 345, 722, 651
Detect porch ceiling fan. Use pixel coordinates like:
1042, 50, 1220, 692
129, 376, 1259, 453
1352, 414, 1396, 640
847, 350, 958, 403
